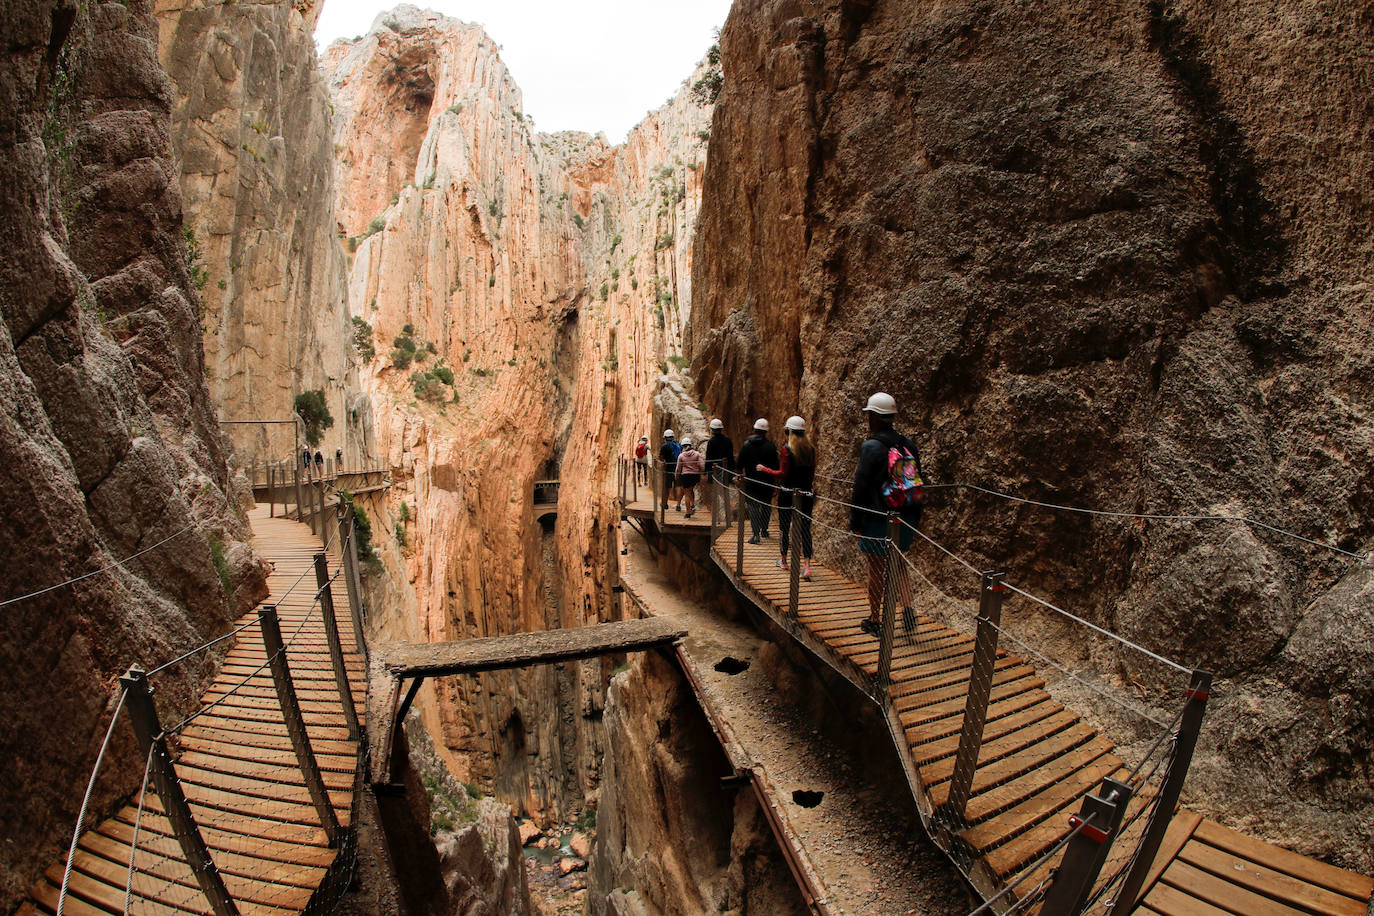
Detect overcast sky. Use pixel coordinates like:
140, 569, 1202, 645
315, 1, 733, 142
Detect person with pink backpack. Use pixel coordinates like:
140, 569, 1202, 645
849, 392, 924, 639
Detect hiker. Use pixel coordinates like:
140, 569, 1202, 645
704, 419, 735, 484
659, 429, 681, 510
675, 437, 705, 517
634, 436, 650, 484
757, 416, 814, 580
335, 447, 343, 472
314, 449, 324, 479
849, 392, 924, 638
736, 418, 779, 542
301, 446, 312, 480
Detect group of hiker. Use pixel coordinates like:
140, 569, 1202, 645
300, 446, 345, 480
635, 392, 925, 637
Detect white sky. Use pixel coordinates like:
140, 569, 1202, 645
315, 1, 733, 142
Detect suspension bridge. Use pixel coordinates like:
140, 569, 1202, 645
618, 456, 1373, 916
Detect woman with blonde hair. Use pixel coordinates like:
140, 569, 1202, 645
757, 416, 815, 579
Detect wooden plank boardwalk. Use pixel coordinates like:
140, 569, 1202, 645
24, 506, 365, 916
713, 534, 1373, 915
621, 495, 712, 532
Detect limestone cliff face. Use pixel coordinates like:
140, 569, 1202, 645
0, 0, 266, 905
691, 0, 1374, 869
323, 5, 710, 822
154, 0, 364, 462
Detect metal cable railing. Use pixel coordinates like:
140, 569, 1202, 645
48, 507, 370, 916
699, 470, 1212, 916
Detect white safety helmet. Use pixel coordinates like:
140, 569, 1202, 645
753, 418, 769, 431
785, 415, 806, 432
862, 392, 898, 416
663, 428, 675, 439
640, 435, 648, 441
680, 437, 692, 448
709, 418, 724, 430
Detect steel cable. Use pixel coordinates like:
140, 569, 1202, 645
122, 741, 157, 915
2, 523, 198, 609
57, 686, 129, 916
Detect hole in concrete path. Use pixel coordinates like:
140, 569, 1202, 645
792, 790, 824, 808
714, 656, 750, 675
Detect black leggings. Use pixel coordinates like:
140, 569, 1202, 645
777, 493, 813, 559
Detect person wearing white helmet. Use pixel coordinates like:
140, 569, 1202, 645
659, 429, 681, 511
756, 415, 815, 579
674, 437, 705, 517
736, 417, 779, 542
634, 435, 650, 485
850, 392, 925, 639
703, 418, 735, 485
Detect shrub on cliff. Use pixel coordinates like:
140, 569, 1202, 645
351, 316, 375, 361
293, 390, 333, 447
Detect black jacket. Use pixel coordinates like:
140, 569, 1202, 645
849, 427, 922, 530
737, 433, 779, 487
704, 432, 735, 474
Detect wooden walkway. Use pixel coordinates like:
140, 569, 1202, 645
621, 495, 712, 532
24, 507, 365, 916
713, 534, 1373, 915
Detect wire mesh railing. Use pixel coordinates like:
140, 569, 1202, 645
44, 506, 370, 916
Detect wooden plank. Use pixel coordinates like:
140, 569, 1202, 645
921, 710, 1082, 785
379, 617, 686, 677
898, 677, 1046, 729
1178, 837, 1368, 916
964, 740, 1119, 824
1144, 881, 1236, 916
1161, 860, 1313, 916
1128, 808, 1207, 904
95, 819, 326, 887
1191, 818, 1374, 904
960, 755, 1124, 854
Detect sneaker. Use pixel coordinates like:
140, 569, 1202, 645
748, 535, 760, 544
776, 557, 788, 569
761, 529, 770, 538
802, 561, 811, 580
675, 504, 682, 512
684, 510, 693, 518
860, 618, 881, 637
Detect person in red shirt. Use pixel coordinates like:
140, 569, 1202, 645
756, 416, 815, 580
634, 435, 650, 484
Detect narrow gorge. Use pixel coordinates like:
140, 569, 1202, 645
2, 0, 1372, 914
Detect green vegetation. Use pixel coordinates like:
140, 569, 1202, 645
667, 354, 689, 369
207, 535, 233, 605
183, 226, 209, 291
293, 390, 334, 446
351, 316, 375, 361
610, 233, 622, 252
599, 283, 609, 302
691, 44, 723, 106
394, 522, 408, 548
572, 213, 585, 229
411, 368, 452, 402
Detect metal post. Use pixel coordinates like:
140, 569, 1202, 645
294, 461, 303, 523
942, 570, 1006, 825
258, 605, 341, 845
344, 503, 368, 650
1041, 778, 1134, 914
631, 454, 638, 502
315, 480, 326, 538
735, 483, 745, 572
787, 496, 801, 622
336, 504, 367, 655
267, 464, 275, 518
314, 553, 360, 738
120, 669, 239, 916
874, 515, 901, 698
1107, 670, 1213, 916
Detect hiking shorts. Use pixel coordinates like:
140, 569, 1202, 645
677, 473, 700, 489
857, 513, 917, 556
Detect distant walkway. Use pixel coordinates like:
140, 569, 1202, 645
24, 507, 366, 916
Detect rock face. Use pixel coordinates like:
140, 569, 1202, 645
0, 0, 266, 905
154, 0, 365, 463
589, 653, 809, 916
691, 0, 1374, 870
322, 5, 710, 823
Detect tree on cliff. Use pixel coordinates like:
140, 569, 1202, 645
294, 390, 334, 447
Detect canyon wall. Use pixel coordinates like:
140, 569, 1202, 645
0, 0, 266, 904
691, 0, 1374, 869
154, 0, 365, 464
323, 5, 711, 824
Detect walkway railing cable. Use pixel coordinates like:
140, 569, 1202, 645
55, 686, 129, 916
2, 522, 199, 609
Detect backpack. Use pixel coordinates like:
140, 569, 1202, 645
662, 441, 681, 462
635, 443, 647, 458
881, 446, 924, 508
